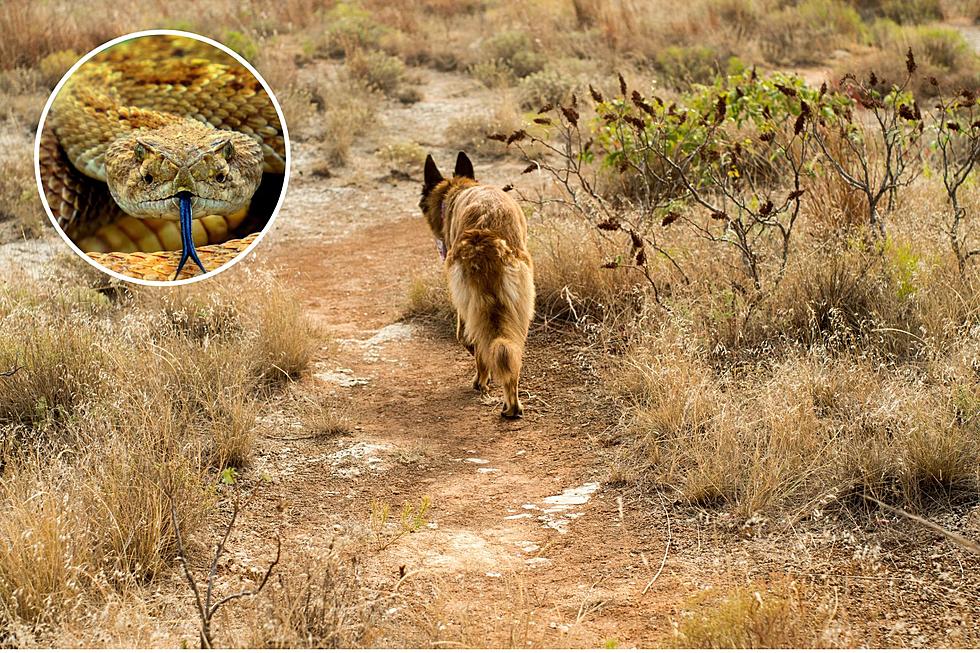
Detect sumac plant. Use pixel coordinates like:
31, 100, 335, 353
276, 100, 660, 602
808, 49, 926, 240
498, 70, 842, 303
932, 86, 980, 272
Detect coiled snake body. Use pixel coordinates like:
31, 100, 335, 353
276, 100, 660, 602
40, 35, 286, 281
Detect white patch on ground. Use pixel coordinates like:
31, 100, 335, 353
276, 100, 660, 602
541, 516, 571, 532
342, 322, 418, 362
542, 482, 600, 506
326, 442, 391, 478
508, 481, 601, 535
465, 457, 489, 464
364, 322, 416, 345
421, 532, 510, 572
477, 467, 500, 474
315, 368, 371, 387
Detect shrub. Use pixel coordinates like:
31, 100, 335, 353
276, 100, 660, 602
246, 550, 381, 647
653, 45, 742, 88
0, 324, 110, 429
530, 218, 648, 327
378, 141, 427, 172
859, 0, 944, 23
617, 327, 980, 515
0, 464, 89, 625
222, 30, 259, 62
857, 22, 980, 96
319, 2, 387, 57
404, 270, 454, 327
443, 99, 523, 157
37, 49, 79, 87
0, 268, 319, 636
0, 143, 48, 240
346, 49, 406, 95
470, 59, 515, 88
673, 580, 843, 647
313, 77, 380, 164
517, 67, 579, 109
760, 0, 866, 64
479, 30, 544, 79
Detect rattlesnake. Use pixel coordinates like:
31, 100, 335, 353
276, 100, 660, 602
39, 34, 286, 281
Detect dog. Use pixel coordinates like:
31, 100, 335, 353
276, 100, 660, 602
419, 151, 535, 419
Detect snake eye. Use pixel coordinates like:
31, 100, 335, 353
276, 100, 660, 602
215, 172, 226, 183
142, 173, 153, 184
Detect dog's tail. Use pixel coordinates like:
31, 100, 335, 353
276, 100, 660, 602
483, 335, 522, 388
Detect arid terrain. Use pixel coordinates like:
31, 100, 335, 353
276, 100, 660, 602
2, 0, 980, 647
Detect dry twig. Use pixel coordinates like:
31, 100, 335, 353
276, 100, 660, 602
170, 491, 282, 648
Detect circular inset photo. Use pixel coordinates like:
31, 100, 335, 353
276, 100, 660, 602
34, 30, 289, 284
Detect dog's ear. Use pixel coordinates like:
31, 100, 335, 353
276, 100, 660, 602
453, 151, 475, 179
423, 154, 443, 190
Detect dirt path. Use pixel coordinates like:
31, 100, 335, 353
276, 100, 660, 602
218, 68, 680, 647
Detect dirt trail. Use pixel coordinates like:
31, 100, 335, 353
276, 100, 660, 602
228, 68, 679, 647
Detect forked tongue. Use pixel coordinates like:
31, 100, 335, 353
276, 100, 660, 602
174, 192, 207, 280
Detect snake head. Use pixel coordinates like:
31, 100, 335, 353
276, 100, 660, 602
104, 121, 263, 220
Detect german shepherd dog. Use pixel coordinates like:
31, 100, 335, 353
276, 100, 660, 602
419, 152, 535, 419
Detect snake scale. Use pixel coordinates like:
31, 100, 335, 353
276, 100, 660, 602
39, 35, 286, 281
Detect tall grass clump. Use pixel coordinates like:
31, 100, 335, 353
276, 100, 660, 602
0, 266, 317, 640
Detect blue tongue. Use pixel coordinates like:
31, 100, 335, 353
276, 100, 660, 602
173, 192, 207, 280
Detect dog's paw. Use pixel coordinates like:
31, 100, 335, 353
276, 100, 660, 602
501, 402, 523, 419
472, 377, 489, 393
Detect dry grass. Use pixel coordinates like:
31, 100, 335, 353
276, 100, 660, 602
296, 392, 352, 438
530, 217, 649, 329
612, 249, 980, 516
0, 0, 325, 73
2, 0, 979, 645
443, 97, 523, 158
317, 76, 381, 165
0, 130, 47, 240
244, 546, 382, 648
672, 578, 850, 647
0, 266, 318, 641
846, 21, 980, 96
386, 575, 551, 647
404, 269, 455, 328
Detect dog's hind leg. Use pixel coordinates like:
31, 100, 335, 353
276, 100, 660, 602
456, 314, 475, 356
501, 374, 523, 419
487, 338, 524, 419
473, 350, 490, 393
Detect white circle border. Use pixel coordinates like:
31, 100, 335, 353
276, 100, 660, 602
33, 29, 292, 287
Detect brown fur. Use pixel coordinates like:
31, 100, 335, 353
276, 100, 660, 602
420, 152, 535, 418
